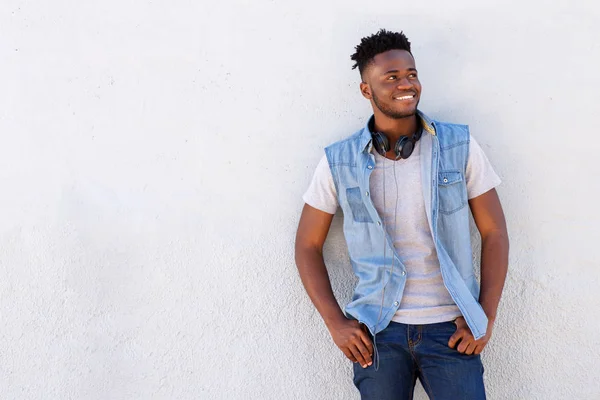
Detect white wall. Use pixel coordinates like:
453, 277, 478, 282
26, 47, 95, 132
1, 0, 599, 399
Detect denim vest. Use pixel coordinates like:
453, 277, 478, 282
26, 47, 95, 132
324, 111, 488, 342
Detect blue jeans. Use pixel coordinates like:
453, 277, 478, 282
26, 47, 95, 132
353, 321, 486, 400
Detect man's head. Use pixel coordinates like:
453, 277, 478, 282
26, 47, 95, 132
351, 29, 421, 120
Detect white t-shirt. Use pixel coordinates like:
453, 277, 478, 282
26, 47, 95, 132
303, 134, 501, 324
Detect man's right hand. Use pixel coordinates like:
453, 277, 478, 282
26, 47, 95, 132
328, 318, 374, 368
295, 205, 374, 368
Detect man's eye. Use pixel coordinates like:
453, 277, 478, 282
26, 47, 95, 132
409, 73, 417, 78
387, 75, 396, 80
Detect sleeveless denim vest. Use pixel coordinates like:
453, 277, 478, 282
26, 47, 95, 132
324, 111, 488, 344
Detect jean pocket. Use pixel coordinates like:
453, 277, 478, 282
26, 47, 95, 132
438, 170, 467, 215
346, 187, 373, 223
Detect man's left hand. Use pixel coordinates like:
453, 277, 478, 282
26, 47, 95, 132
448, 317, 494, 355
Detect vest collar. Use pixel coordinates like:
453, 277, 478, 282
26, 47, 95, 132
360, 110, 436, 153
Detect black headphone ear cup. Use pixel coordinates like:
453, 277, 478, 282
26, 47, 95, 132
395, 136, 414, 160
372, 132, 389, 156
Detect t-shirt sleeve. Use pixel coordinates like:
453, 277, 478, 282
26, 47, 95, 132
302, 154, 339, 214
465, 134, 502, 199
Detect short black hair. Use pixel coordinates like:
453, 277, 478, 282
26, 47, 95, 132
350, 29, 412, 76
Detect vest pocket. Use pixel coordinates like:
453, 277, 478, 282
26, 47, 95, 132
346, 187, 373, 223
438, 170, 467, 214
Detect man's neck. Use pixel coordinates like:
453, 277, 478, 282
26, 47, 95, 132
372, 112, 419, 143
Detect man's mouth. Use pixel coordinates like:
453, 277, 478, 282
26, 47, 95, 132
393, 93, 416, 101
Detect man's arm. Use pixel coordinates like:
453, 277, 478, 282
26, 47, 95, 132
295, 204, 373, 368
470, 188, 509, 324
449, 188, 509, 355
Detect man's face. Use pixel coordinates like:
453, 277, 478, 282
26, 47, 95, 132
360, 49, 421, 119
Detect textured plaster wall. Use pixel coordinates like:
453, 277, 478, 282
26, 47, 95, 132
1, 0, 599, 399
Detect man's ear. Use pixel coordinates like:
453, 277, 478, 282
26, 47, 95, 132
360, 82, 372, 100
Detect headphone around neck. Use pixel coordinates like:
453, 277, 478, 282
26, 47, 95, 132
370, 118, 424, 160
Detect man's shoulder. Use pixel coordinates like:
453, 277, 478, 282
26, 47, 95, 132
323, 127, 366, 166
433, 119, 469, 130
431, 117, 470, 147
428, 113, 469, 131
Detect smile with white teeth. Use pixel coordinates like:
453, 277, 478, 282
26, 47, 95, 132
394, 94, 415, 100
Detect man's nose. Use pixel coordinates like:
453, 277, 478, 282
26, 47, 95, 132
396, 78, 413, 89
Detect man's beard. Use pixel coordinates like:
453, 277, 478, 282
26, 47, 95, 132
372, 91, 418, 119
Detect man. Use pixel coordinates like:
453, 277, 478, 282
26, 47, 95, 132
294, 29, 509, 399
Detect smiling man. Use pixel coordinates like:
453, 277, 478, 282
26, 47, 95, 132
295, 29, 509, 399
